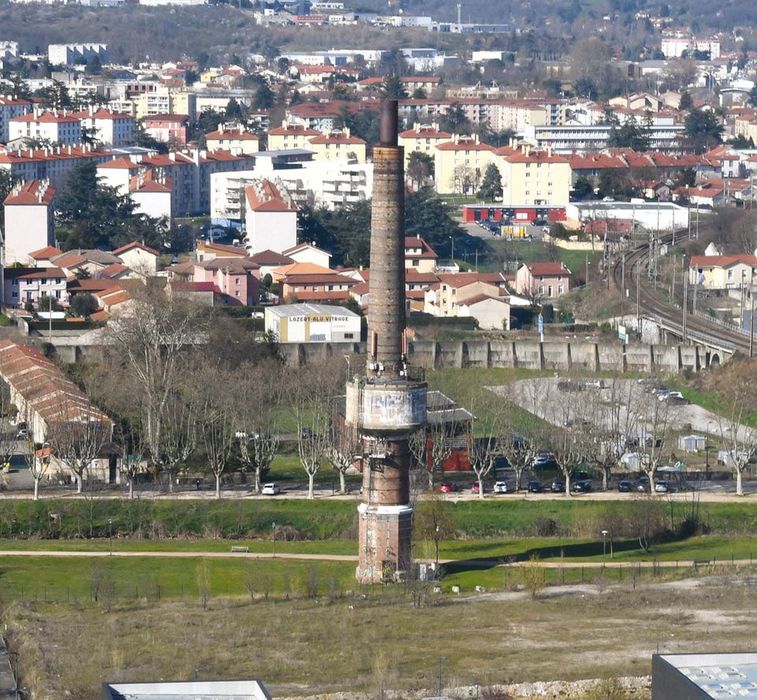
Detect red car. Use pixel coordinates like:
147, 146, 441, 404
438, 482, 457, 493
471, 482, 481, 494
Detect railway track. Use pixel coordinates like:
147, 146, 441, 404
611, 231, 753, 356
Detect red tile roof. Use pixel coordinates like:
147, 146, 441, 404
245, 180, 298, 212
112, 241, 160, 257
690, 255, 757, 268
3, 180, 55, 206
28, 245, 63, 260
523, 262, 572, 276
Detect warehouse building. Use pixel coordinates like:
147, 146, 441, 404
265, 303, 361, 343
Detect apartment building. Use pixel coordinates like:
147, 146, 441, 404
434, 135, 496, 194
398, 123, 451, 167
75, 107, 135, 146
0, 144, 111, 188
244, 179, 298, 255
48, 43, 108, 66
9, 110, 82, 145
0, 96, 32, 142
206, 125, 260, 155
3, 180, 55, 265
306, 130, 367, 163
495, 145, 572, 206
267, 122, 321, 150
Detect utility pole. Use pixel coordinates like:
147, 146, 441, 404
671, 255, 676, 302
682, 261, 688, 343
750, 291, 755, 359
636, 261, 641, 339
620, 253, 625, 318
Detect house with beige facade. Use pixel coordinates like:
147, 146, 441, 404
424, 272, 511, 329
404, 236, 438, 273
266, 122, 321, 151
434, 135, 496, 195
689, 254, 757, 290
398, 123, 451, 168
494, 144, 572, 206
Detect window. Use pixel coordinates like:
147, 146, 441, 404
412, 259, 419, 266
344, 333, 354, 339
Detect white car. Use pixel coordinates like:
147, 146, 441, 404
493, 481, 508, 494
261, 483, 280, 496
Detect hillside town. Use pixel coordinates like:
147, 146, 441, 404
0, 3, 755, 700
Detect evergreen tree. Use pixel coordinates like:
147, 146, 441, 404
439, 103, 473, 135
380, 74, 408, 99
478, 163, 503, 200
679, 90, 693, 110
684, 108, 723, 153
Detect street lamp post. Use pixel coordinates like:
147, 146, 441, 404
705, 421, 713, 478
272, 521, 276, 558
601, 529, 608, 558
108, 518, 113, 556
449, 235, 454, 263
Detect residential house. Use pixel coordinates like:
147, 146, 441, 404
515, 262, 572, 300
404, 236, 438, 273
244, 180, 298, 255
424, 272, 511, 329
3, 267, 68, 307
0, 144, 111, 189
688, 254, 757, 290
195, 240, 248, 263
3, 180, 55, 265
282, 242, 332, 269
27, 245, 63, 268
248, 250, 294, 279
113, 241, 160, 276
281, 272, 358, 303
188, 258, 260, 305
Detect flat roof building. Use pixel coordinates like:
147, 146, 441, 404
652, 653, 757, 700
265, 303, 361, 343
103, 680, 271, 700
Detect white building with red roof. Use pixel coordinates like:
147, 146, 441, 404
74, 106, 135, 147
267, 122, 321, 151
244, 179, 298, 255
3, 180, 55, 265
404, 236, 438, 273
0, 144, 110, 189
9, 110, 82, 145
688, 254, 757, 291
0, 96, 32, 142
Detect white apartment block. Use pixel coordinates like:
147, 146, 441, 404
2, 180, 55, 265
48, 43, 108, 66
523, 122, 686, 153
211, 159, 372, 224
0, 144, 110, 188
661, 36, 720, 59
9, 110, 82, 145
0, 96, 32, 142
76, 107, 135, 146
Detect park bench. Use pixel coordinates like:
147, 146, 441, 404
230, 546, 249, 553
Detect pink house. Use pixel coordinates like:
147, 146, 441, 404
191, 258, 260, 305
515, 262, 572, 300
142, 114, 190, 146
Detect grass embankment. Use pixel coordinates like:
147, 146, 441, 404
480, 239, 601, 277
666, 378, 757, 430
2, 498, 755, 541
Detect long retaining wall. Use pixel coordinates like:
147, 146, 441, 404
276, 339, 719, 373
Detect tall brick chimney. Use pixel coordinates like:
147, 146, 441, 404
345, 100, 427, 584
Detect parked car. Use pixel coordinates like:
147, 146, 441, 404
636, 476, 649, 492
550, 479, 565, 493
471, 482, 481, 494
617, 480, 633, 493
571, 480, 592, 493
532, 452, 557, 469
654, 480, 671, 493
438, 482, 457, 494
261, 483, 280, 495
527, 480, 544, 493
493, 481, 508, 494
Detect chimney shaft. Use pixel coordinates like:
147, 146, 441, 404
367, 99, 404, 378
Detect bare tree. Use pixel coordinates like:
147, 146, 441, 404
198, 368, 238, 499
717, 396, 757, 497
292, 362, 341, 499
413, 491, 456, 571
236, 362, 282, 494
409, 417, 457, 490
497, 408, 539, 493
161, 382, 200, 494
22, 406, 49, 501
106, 287, 205, 477
47, 409, 112, 493
324, 413, 360, 495
626, 390, 672, 495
